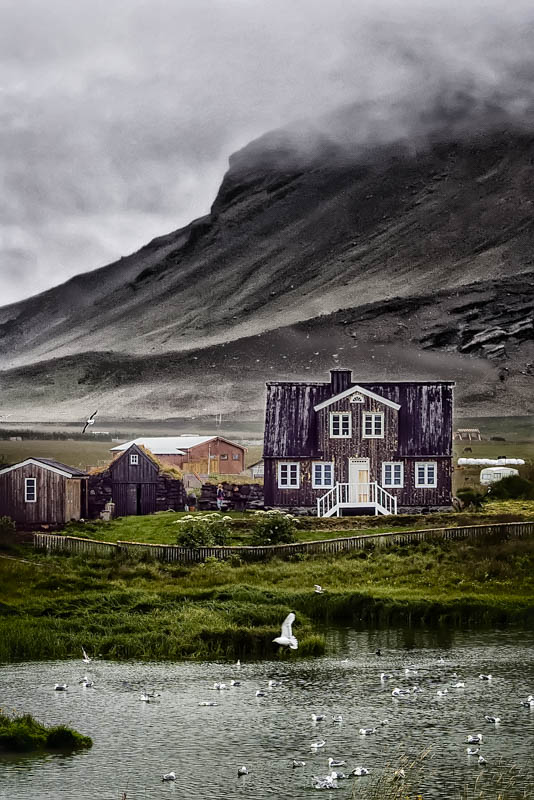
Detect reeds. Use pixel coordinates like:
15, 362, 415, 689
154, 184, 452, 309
0, 711, 92, 752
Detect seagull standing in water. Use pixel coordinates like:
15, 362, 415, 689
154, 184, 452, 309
273, 612, 298, 650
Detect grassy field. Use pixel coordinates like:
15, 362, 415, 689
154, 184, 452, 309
1, 527, 533, 664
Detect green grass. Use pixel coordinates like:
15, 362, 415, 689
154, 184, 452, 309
1, 531, 533, 664
0, 711, 92, 752
0, 439, 113, 471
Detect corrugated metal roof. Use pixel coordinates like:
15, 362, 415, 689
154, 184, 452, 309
0, 457, 88, 477
263, 379, 454, 458
110, 436, 244, 454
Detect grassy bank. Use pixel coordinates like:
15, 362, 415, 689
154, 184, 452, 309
1, 531, 533, 663
0, 712, 92, 753
61, 502, 534, 546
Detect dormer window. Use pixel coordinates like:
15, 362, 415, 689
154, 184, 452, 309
130, 454, 139, 465
363, 412, 384, 438
330, 412, 351, 438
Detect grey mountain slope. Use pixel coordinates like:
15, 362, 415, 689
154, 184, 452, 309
0, 119, 533, 421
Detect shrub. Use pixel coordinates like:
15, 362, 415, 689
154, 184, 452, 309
251, 511, 297, 546
175, 513, 231, 547
0, 516, 16, 550
488, 475, 534, 501
456, 488, 487, 511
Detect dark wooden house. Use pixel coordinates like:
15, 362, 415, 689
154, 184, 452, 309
0, 457, 88, 528
88, 444, 184, 518
263, 369, 454, 516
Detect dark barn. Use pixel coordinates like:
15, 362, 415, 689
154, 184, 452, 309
263, 369, 454, 516
88, 444, 184, 518
0, 457, 88, 528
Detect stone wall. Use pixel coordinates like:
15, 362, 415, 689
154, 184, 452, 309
88, 471, 184, 518
199, 482, 264, 511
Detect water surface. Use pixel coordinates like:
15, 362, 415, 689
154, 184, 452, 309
1, 628, 533, 799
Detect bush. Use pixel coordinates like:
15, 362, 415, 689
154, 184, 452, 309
456, 488, 487, 510
251, 511, 297, 546
0, 516, 16, 550
488, 475, 534, 501
174, 513, 231, 547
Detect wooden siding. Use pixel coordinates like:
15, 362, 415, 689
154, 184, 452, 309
34, 521, 534, 562
0, 464, 84, 525
110, 445, 159, 483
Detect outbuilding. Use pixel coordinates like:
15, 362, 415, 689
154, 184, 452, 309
0, 457, 88, 528
110, 436, 247, 475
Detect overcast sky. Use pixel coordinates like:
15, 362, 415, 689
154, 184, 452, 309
2, 0, 534, 307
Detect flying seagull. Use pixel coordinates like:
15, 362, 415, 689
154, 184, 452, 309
82, 647, 91, 664
82, 410, 98, 434
273, 612, 298, 650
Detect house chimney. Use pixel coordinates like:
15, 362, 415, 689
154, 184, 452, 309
330, 368, 352, 395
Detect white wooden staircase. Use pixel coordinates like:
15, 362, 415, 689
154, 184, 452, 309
317, 482, 397, 517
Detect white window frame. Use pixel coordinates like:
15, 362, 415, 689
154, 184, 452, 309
130, 454, 139, 465
362, 412, 384, 439
25, 477, 37, 502
382, 462, 404, 488
415, 461, 438, 488
278, 462, 300, 488
329, 412, 352, 438
312, 461, 334, 489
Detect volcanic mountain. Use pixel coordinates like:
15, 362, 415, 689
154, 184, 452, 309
0, 110, 533, 424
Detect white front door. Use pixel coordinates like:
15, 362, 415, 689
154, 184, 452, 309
348, 457, 370, 503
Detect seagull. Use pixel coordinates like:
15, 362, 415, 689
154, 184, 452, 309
230, 680, 241, 686
82, 410, 98, 434
273, 612, 298, 650
79, 675, 94, 688
198, 701, 218, 706
268, 680, 281, 688
54, 683, 68, 691
236, 659, 241, 667
436, 689, 448, 697
466, 748, 480, 755
484, 715, 501, 723
351, 767, 369, 776
214, 682, 228, 690
467, 734, 483, 744
330, 771, 348, 781
82, 647, 91, 664
328, 758, 346, 768
478, 755, 487, 766
332, 715, 343, 723
237, 766, 248, 776
255, 690, 266, 697
381, 673, 394, 681
292, 760, 306, 768
452, 682, 465, 688
520, 695, 534, 707
392, 687, 410, 697
162, 772, 176, 782
311, 739, 326, 749
314, 585, 324, 594
479, 674, 492, 681
312, 713, 326, 722
312, 773, 338, 790
394, 769, 406, 780
359, 727, 376, 735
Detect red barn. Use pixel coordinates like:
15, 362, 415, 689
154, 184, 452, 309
110, 436, 247, 475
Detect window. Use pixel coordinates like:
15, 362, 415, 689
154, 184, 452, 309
278, 462, 300, 488
220, 453, 228, 461
363, 412, 384, 438
415, 462, 437, 488
25, 477, 37, 502
232, 453, 240, 461
330, 412, 351, 438
312, 462, 334, 488
382, 462, 404, 488
130, 454, 139, 465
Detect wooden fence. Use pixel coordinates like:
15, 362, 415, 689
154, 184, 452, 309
33, 521, 534, 563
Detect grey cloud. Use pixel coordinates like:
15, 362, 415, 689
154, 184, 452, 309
2, 0, 534, 305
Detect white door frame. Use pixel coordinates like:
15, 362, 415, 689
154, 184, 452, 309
348, 457, 370, 503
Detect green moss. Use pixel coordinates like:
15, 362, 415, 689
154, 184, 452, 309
0, 712, 92, 753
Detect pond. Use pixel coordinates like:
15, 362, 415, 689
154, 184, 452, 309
1, 628, 533, 799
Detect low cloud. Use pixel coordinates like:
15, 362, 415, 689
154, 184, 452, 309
2, 0, 534, 305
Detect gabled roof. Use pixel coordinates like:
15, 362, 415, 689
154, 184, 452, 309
0, 457, 88, 478
263, 379, 454, 458
110, 435, 246, 454
314, 384, 401, 411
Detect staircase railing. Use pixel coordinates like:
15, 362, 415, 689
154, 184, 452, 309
371, 482, 398, 515
317, 484, 338, 517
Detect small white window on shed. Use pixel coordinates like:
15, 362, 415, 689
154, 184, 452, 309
25, 477, 37, 502
130, 454, 139, 465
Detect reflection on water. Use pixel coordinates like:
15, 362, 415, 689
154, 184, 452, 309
1, 628, 533, 799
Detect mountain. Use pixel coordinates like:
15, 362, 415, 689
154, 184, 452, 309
1, 112, 533, 424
